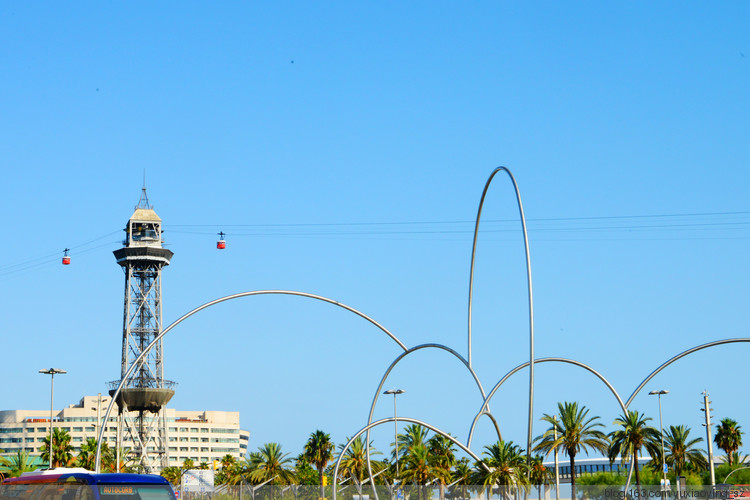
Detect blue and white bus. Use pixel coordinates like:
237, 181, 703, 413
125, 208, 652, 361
1, 468, 176, 500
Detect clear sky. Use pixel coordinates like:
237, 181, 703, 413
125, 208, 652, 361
1, 2, 748, 462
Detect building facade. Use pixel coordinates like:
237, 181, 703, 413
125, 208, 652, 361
0, 395, 249, 468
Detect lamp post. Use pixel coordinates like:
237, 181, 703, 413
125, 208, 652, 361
39, 368, 66, 469
649, 390, 669, 489
383, 389, 405, 480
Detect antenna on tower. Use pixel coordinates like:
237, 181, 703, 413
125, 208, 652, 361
136, 171, 152, 210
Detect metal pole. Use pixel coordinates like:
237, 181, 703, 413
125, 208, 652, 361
383, 390, 404, 481
39, 368, 66, 469
702, 391, 716, 486
649, 390, 669, 489
553, 416, 559, 500
49, 373, 55, 468
394, 395, 399, 479
659, 394, 666, 486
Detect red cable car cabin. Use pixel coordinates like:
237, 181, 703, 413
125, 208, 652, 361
62, 249, 71, 265
217, 232, 226, 249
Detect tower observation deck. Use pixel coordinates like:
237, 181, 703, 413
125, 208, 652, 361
109, 187, 175, 472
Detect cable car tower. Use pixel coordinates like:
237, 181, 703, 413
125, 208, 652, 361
109, 187, 175, 472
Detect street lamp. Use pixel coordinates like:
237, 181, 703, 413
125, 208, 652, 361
649, 389, 669, 489
383, 389, 405, 480
39, 368, 66, 469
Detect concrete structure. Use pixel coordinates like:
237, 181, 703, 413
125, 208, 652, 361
0, 395, 249, 467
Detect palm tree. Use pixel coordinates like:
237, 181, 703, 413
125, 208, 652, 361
400, 444, 447, 500
529, 455, 551, 500
471, 440, 529, 498
451, 458, 472, 500
0, 450, 39, 477
661, 425, 707, 475
304, 430, 335, 498
534, 402, 609, 500
216, 454, 238, 485
396, 424, 430, 462
228, 456, 256, 485
248, 442, 296, 485
161, 466, 183, 486
105, 447, 136, 473
715, 418, 743, 466
40, 427, 74, 467
427, 434, 456, 500
607, 411, 661, 490
76, 438, 112, 471
336, 436, 384, 485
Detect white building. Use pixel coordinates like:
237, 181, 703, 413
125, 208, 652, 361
0, 395, 249, 469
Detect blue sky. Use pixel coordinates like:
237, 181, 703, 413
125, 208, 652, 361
1, 1, 748, 461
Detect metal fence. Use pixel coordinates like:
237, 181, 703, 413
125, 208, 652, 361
184, 484, 745, 500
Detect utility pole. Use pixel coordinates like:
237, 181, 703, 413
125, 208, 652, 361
553, 416, 560, 500
701, 391, 716, 486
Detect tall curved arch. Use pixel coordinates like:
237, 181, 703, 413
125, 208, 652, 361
363, 344, 500, 494
96, 289, 409, 472
466, 357, 627, 448
333, 417, 489, 500
467, 167, 536, 457
625, 338, 750, 408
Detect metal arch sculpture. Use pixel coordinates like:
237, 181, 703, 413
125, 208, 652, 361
467, 167, 536, 458
625, 338, 750, 408
332, 417, 490, 500
95, 289, 409, 472
362, 343, 502, 497
466, 357, 628, 448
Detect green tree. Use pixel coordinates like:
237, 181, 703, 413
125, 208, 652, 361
427, 434, 456, 500
607, 411, 661, 490
336, 436, 384, 484
216, 454, 238, 485
0, 450, 39, 477
534, 402, 609, 500
294, 455, 319, 485
161, 466, 183, 486
400, 444, 447, 500
451, 458, 472, 500
660, 425, 707, 475
105, 447, 137, 473
248, 442, 296, 485
228, 456, 256, 485
715, 418, 743, 466
471, 440, 529, 494
396, 424, 430, 463
76, 438, 112, 471
40, 427, 74, 467
303, 430, 335, 498
529, 454, 551, 500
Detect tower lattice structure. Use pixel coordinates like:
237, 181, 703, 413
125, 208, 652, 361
109, 187, 175, 472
